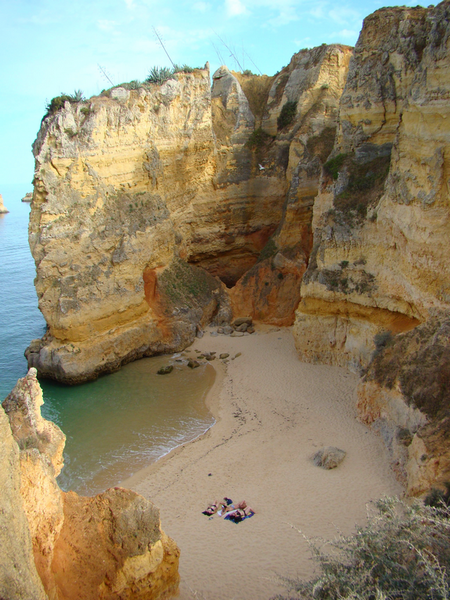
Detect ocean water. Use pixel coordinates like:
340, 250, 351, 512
0, 184, 215, 496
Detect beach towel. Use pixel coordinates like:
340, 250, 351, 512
224, 509, 255, 523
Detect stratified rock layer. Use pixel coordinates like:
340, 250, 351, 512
28, 46, 352, 383
0, 399, 47, 600
1, 369, 179, 600
294, 3, 450, 372
293, 1, 450, 494
357, 315, 450, 496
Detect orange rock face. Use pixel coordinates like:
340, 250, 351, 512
1, 369, 180, 600
51, 489, 180, 600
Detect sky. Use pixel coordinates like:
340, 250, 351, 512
1, 0, 427, 189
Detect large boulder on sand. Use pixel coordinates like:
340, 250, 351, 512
313, 446, 346, 470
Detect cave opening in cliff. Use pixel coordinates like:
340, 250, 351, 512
188, 250, 260, 289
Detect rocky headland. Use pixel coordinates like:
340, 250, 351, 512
22, 192, 33, 203
1, 369, 179, 600
2, 1, 448, 596
24, 2, 450, 496
0, 193, 9, 213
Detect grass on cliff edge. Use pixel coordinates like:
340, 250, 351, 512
43, 90, 86, 119
273, 496, 450, 600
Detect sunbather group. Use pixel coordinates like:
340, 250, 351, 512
202, 498, 255, 523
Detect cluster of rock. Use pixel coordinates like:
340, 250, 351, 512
0, 369, 179, 600
157, 347, 240, 372
24, 1, 450, 494
21, 192, 33, 203
208, 316, 255, 338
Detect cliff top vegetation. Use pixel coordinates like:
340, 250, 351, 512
274, 496, 450, 600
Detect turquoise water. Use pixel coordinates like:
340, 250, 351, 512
0, 185, 215, 496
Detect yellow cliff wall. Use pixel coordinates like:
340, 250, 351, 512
1, 369, 179, 600
27, 47, 353, 383
294, 2, 450, 372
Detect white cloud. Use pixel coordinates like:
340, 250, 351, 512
338, 28, 359, 39
98, 20, 117, 32
328, 28, 359, 41
124, 0, 134, 8
268, 6, 298, 26
328, 7, 361, 26
294, 37, 311, 47
225, 0, 249, 17
309, 5, 326, 19
193, 1, 211, 12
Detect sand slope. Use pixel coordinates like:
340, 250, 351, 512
122, 327, 402, 600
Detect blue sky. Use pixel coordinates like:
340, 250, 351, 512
1, 0, 426, 189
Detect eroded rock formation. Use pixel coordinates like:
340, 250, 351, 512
27, 45, 351, 383
294, 3, 450, 371
0, 394, 47, 600
0, 193, 9, 213
25, 1, 450, 495
1, 369, 179, 600
293, 2, 450, 494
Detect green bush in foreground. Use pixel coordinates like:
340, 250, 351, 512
273, 497, 450, 600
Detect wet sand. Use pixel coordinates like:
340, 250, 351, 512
121, 326, 402, 600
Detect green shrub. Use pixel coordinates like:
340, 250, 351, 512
324, 153, 347, 180
273, 497, 450, 600
64, 127, 77, 138
115, 80, 143, 90
173, 64, 195, 74
158, 259, 219, 308
44, 90, 86, 119
246, 128, 275, 150
257, 238, 277, 263
306, 127, 336, 163
242, 69, 253, 76
425, 483, 450, 508
277, 101, 297, 130
146, 66, 174, 85
145, 64, 196, 85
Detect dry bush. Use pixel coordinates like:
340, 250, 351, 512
274, 497, 450, 600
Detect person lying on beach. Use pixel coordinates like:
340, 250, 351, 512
224, 506, 255, 523
203, 497, 233, 516
202, 500, 220, 516
217, 498, 234, 516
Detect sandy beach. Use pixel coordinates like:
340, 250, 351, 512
121, 327, 403, 600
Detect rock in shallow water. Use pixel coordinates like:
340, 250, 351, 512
157, 365, 174, 375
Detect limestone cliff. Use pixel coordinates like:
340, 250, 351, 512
294, 2, 450, 371
25, 2, 450, 494
293, 1, 450, 494
357, 314, 450, 496
1, 369, 179, 600
0, 393, 47, 600
229, 45, 352, 324
27, 46, 351, 383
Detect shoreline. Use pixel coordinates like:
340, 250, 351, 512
121, 326, 403, 600
120, 357, 225, 489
